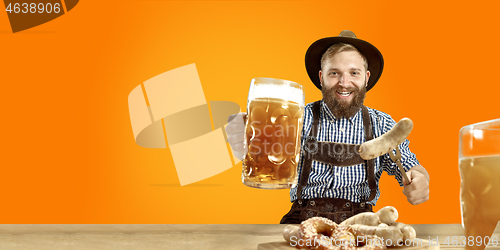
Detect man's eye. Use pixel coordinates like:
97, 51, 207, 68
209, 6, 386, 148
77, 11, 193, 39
329, 72, 337, 76
352, 72, 358, 75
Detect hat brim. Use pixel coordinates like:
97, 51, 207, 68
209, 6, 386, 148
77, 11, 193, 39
305, 36, 384, 92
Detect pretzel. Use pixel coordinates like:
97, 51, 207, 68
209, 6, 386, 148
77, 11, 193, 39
283, 217, 387, 250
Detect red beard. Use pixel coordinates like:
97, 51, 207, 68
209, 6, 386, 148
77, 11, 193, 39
322, 84, 366, 118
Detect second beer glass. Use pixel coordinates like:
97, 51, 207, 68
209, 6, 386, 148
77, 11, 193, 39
459, 119, 500, 250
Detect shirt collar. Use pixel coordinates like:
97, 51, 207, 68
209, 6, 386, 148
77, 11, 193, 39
320, 100, 363, 124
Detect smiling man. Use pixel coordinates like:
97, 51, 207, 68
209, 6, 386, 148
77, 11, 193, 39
227, 30, 430, 224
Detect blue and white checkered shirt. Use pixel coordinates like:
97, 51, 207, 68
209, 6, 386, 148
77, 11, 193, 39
289, 101, 420, 205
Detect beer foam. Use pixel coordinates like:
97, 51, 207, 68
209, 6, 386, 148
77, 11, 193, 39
249, 83, 304, 106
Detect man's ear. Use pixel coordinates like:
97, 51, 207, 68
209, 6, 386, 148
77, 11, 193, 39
319, 70, 323, 87
365, 70, 371, 87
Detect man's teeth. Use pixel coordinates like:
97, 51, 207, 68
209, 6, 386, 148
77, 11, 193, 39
337, 91, 352, 97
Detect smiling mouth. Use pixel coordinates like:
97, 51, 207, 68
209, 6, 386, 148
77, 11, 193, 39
336, 91, 352, 97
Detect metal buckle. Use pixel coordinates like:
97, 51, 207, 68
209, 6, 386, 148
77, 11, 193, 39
309, 200, 316, 206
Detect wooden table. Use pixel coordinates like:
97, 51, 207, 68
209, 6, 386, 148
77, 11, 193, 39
0, 224, 495, 250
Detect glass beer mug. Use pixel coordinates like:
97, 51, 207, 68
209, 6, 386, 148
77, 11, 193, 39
459, 118, 500, 250
242, 77, 305, 189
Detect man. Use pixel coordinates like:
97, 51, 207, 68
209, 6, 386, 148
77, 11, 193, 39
226, 30, 429, 224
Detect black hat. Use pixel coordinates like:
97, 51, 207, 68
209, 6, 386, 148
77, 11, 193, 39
305, 30, 384, 91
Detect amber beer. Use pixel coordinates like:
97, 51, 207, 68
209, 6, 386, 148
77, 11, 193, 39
459, 119, 500, 250
242, 78, 304, 189
460, 155, 500, 250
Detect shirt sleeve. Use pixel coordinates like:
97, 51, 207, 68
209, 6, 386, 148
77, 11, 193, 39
379, 117, 420, 187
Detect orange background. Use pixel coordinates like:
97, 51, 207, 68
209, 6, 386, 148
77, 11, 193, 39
1, 0, 499, 224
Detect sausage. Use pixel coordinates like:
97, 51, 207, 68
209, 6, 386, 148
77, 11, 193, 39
376, 206, 399, 225
350, 224, 403, 245
359, 118, 413, 160
390, 222, 416, 240
339, 212, 380, 226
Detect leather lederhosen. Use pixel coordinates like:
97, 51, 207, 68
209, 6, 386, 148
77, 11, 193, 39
280, 101, 376, 224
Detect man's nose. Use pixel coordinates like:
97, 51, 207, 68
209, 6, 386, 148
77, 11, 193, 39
339, 74, 348, 86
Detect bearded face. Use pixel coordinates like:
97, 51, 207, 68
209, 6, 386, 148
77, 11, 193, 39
322, 82, 366, 118
319, 50, 370, 118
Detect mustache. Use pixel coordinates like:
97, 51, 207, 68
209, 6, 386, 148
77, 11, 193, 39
331, 85, 360, 93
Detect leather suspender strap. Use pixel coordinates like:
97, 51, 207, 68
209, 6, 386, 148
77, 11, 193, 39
362, 106, 377, 202
296, 101, 321, 204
